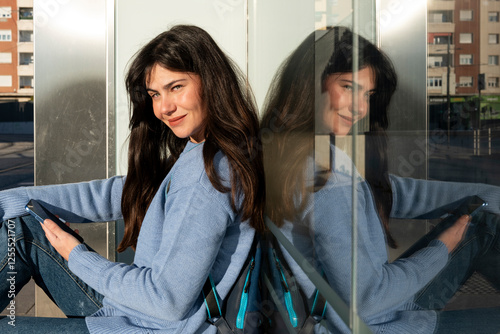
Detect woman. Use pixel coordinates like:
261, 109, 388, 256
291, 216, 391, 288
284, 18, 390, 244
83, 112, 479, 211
261, 26, 500, 333
0, 25, 264, 333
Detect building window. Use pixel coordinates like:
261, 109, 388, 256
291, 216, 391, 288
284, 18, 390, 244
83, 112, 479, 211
460, 10, 473, 21
19, 8, 33, 20
459, 33, 473, 44
19, 76, 33, 89
459, 54, 473, 65
459, 76, 473, 87
489, 55, 500, 65
428, 10, 453, 23
0, 30, 12, 42
429, 34, 452, 45
19, 31, 33, 43
0, 75, 12, 87
19, 53, 34, 65
428, 54, 450, 67
0, 52, 11, 64
0, 7, 11, 18
488, 77, 499, 88
489, 34, 499, 44
428, 77, 443, 88
489, 12, 500, 22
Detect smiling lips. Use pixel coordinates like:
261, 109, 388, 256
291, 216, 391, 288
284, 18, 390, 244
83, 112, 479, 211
338, 114, 354, 124
168, 114, 187, 126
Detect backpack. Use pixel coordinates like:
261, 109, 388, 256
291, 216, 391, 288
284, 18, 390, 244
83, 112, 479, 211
262, 232, 327, 333
202, 235, 264, 334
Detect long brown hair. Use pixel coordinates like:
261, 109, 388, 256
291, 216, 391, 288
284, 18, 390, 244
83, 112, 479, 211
118, 25, 264, 252
261, 27, 398, 247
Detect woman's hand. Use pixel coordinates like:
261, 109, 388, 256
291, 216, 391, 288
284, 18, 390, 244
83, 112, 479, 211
437, 215, 470, 253
40, 219, 81, 261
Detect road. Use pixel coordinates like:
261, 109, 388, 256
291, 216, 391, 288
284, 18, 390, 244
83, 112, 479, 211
0, 134, 34, 190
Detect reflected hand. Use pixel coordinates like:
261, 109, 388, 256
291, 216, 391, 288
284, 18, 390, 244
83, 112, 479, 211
40, 219, 81, 261
437, 215, 470, 253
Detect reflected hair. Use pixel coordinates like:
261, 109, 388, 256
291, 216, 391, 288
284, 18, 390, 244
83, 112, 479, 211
321, 28, 398, 247
119, 25, 264, 252
261, 26, 398, 247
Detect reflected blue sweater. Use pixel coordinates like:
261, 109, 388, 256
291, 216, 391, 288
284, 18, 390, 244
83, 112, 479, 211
0, 141, 254, 333
280, 144, 500, 334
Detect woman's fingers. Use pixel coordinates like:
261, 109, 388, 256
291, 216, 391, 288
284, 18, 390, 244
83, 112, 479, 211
40, 219, 81, 261
437, 215, 470, 253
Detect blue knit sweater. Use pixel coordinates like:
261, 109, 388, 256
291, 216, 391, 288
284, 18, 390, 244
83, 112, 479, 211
0, 141, 254, 333
279, 144, 500, 334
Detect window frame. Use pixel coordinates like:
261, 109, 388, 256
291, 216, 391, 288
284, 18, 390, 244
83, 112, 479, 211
459, 76, 474, 87
459, 33, 473, 44
459, 10, 473, 21
488, 34, 499, 44
459, 54, 473, 65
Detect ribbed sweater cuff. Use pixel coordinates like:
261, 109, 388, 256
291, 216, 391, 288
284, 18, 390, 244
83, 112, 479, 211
68, 243, 110, 293
0, 187, 29, 220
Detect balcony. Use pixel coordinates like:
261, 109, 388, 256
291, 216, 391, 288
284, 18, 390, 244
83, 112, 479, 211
427, 0, 455, 11
17, 19, 33, 31
17, 0, 33, 8
428, 44, 456, 54
428, 22, 455, 34
18, 64, 34, 76
17, 43, 33, 53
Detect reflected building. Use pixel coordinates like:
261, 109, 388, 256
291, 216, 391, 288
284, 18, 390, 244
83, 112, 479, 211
0, 0, 33, 103
428, 0, 500, 130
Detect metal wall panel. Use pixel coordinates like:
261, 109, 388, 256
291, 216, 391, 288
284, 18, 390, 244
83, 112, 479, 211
33, 0, 114, 316
34, 0, 108, 184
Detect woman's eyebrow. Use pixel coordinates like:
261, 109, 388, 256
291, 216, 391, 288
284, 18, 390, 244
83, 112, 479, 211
340, 79, 375, 92
146, 78, 187, 92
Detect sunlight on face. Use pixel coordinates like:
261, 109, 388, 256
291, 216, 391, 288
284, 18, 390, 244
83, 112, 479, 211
321, 67, 376, 136
146, 64, 207, 143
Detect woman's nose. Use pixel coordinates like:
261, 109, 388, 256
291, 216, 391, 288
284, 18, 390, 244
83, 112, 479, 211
350, 94, 369, 120
160, 96, 176, 114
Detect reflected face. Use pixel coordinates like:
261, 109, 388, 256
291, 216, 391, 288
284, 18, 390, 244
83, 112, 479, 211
146, 64, 207, 143
322, 67, 376, 136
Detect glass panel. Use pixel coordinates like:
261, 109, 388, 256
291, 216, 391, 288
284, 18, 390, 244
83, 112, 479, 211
256, 1, 375, 333
427, 0, 500, 332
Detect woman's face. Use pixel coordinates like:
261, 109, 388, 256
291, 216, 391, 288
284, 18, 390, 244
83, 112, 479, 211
146, 64, 207, 143
322, 66, 375, 136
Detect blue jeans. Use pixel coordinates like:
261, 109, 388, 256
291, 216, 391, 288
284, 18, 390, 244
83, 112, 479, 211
404, 211, 500, 333
0, 215, 104, 333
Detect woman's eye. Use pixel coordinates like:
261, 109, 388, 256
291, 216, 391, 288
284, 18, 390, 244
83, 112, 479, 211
365, 91, 375, 98
150, 93, 159, 99
172, 85, 183, 91
343, 85, 353, 91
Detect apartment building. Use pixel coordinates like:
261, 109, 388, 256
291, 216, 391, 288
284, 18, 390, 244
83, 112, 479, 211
481, 0, 500, 109
0, 0, 33, 102
428, 0, 500, 129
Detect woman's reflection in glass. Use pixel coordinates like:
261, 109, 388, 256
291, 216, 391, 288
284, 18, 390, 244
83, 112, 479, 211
261, 26, 500, 334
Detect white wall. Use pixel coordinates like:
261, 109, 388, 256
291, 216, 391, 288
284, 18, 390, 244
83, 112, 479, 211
115, 0, 248, 174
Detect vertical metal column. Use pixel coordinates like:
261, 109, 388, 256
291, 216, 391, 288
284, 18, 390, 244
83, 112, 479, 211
378, 0, 429, 259
33, 0, 115, 317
